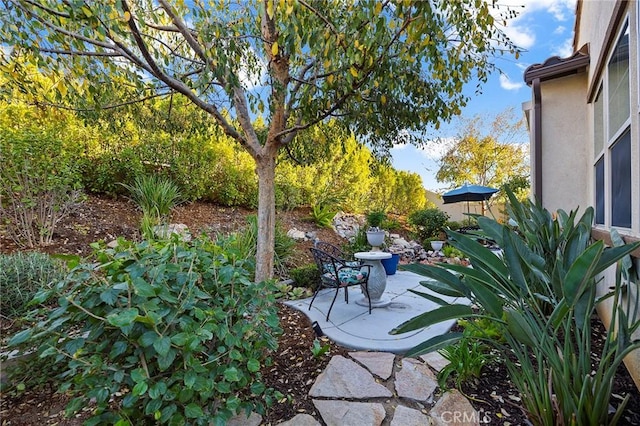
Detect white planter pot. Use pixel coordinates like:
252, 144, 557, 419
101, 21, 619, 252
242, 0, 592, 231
430, 240, 444, 251
366, 230, 386, 249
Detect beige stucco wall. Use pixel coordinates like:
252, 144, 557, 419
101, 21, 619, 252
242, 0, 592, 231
560, 0, 640, 389
538, 73, 591, 213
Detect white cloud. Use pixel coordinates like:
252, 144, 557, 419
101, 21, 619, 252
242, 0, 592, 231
554, 25, 566, 35
413, 137, 457, 161
553, 37, 574, 57
493, 0, 577, 50
503, 24, 536, 49
500, 73, 524, 90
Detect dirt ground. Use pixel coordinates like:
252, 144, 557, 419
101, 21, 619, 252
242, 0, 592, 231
1, 195, 639, 425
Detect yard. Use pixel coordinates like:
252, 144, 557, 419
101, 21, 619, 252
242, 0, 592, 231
1, 195, 639, 425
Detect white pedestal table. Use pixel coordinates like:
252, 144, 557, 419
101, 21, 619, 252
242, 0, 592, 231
354, 251, 392, 308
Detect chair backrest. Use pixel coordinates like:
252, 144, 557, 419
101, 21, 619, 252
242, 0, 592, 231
309, 247, 341, 278
314, 241, 346, 261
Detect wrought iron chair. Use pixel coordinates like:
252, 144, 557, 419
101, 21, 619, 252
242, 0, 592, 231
309, 247, 371, 321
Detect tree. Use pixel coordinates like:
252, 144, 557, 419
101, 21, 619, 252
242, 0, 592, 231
0, 0, 518, 282
436, 108, 530, 205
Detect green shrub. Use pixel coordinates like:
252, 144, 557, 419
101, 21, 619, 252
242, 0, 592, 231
120, 174, 182, 237
289, 264, 321, 289
9, 236, 282, 424
120, 174, 183, 219
408, 208, 449, 242
227, 215, 295, 276
0, 118, 85, 248
437, 337, 494, 389
365, 210, 386, 229
393, 189, 640, 425
310, 204, 337, 228
442, 245, 464, 259
0, 252, 66, 319
444, 220, 461, 231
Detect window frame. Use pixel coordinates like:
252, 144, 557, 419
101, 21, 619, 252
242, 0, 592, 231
593, 16, 633, 230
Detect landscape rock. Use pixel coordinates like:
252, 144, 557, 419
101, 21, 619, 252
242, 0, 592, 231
420, 351, 450, 372
332, 212, 363, 240
276, 413, 321, 426
395, 358, 437, 402
313, 400, 385, 426
348, 351, 396, 380
287, 228, 307, 241
153, 223, 192, 241
430, 390, 481, 426
390, 405, 430, 426
309, 355, 392, 398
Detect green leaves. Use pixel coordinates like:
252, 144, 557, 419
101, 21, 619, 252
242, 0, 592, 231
6, 235, 282, 424
399, 189, 640, 424
107, 308, 139, 327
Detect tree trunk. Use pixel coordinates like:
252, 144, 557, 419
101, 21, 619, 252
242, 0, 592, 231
254, 150, 277, 283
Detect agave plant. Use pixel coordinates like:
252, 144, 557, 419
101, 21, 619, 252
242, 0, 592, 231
391, 190, 640, 425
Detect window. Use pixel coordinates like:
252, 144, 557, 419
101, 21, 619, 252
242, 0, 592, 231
593, 19, 632, 229
595, 156, 605, 224
611, 129, 631, 228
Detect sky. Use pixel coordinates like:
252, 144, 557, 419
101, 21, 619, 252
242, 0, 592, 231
391, 0, 578, 192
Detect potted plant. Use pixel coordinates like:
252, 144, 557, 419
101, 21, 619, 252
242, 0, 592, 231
365, 210, 386, 250
381, 249, 401, 275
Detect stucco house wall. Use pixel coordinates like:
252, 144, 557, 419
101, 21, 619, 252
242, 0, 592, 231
524, 0, 640, 389
538, 74, 590, 212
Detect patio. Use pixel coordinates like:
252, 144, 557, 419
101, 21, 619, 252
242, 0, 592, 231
284, 269, 469, 353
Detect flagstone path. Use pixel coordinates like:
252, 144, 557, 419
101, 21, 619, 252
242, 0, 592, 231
230, 351, 484, 426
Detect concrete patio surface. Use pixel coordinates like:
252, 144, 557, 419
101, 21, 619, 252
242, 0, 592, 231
284, 270, 468, 353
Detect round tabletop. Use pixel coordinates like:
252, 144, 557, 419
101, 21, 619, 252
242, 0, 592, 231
354, 251, 392, 261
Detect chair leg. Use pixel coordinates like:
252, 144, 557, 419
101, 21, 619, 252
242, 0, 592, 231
309, 285, 322, 311
364, 284, 372, 314
326, 287, 341, 321
344, 286, 349, 303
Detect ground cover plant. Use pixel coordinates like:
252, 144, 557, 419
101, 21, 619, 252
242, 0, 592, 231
393, 190, 640, 425
7, 236, 282, 425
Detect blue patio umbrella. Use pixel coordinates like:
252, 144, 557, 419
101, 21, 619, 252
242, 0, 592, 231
442, 183, 498, 215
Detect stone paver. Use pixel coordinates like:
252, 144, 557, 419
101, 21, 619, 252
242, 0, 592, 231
284, 352, 486, 426
349, 351, 395, 380
390, 405, 430, 426
276, 413, 322, 426
420, 351, 450, 372
430, 390, 481, 426
395, 358, 437, 402
309, 355, 392, 398
313, 400, 386, 426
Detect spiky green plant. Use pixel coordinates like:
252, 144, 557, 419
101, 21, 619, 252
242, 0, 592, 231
120, 175, 182, 237
392, 189, 640, 425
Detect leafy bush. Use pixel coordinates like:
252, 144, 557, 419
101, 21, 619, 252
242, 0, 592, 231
442, 246, 465, 259
0, 252, 66, 319
8, 236, 282, 424
0, 113, 85, 247
393, 190, 640, 425
408, 208, 449, 243
289, 264, 321, 290
444, 220, 461, 231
